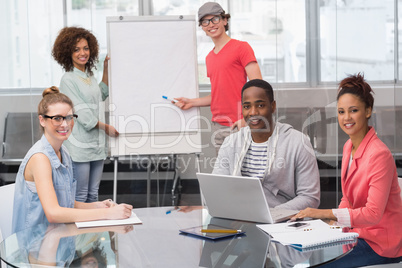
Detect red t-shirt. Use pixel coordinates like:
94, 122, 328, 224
206, 39, 257, 126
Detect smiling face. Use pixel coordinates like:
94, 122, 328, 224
201, 15, 227, 38
337, 93, 371, 140
39, 102, 75, 144
72, 38, 90, 72
242, 86, 276, 142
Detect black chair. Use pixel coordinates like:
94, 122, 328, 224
1, 112, 41, 161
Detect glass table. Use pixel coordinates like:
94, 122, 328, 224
0, 206, 354, 267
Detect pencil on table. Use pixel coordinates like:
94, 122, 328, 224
200, 229, 242, 234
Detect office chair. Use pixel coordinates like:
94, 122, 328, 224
0, 183, 15, 242
2, 112, 40, 160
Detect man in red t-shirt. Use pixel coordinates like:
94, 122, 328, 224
175, 2, 262, 154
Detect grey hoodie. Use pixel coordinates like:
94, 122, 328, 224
213, 122, 320, 211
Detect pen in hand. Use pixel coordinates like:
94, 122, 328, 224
162, 95, 178, 103
107, 199, 116, 207
200, 229, 243, 234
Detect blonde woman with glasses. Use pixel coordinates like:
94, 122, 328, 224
12, 87, 132, 234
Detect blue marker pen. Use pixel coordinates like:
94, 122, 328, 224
162, 95, 178, 103
166, 207, 181, 214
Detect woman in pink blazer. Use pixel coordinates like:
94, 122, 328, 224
292, 73, 402, 267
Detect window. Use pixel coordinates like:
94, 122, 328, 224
319, 0, 395, 82
230, 0, 306, 83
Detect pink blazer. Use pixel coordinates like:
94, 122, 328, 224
339, 127, 402, 258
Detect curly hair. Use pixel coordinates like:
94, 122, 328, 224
52, 27, 99, 76
337, 73, 374, 110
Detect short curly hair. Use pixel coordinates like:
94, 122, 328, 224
52, 27, 99, 76
242, 79, 274, 103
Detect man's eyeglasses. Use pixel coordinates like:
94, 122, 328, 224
42, 114, 78, 126
201, 16, 221, 27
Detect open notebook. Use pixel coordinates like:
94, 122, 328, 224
196, 173, 298, 224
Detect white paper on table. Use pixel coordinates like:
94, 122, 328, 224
75, 212, 142, 228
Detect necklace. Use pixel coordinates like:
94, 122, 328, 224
78, 76, 92, 86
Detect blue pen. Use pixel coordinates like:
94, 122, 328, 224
166, 207, 181, 214
162, 95, 178, 103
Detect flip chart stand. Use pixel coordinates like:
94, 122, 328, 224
111, 153, 200, 207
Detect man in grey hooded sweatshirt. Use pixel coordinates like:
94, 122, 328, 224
213, 79, 320, 211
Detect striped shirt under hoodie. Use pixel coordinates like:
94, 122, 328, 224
241, 140, 268, 180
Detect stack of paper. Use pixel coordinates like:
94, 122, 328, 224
257, 220, 358, 249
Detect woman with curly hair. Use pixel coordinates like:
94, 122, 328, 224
52, 27, 119, 203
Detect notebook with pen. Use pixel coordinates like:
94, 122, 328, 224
196, 173, 298, 224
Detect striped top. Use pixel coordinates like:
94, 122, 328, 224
241, 140, 268, 180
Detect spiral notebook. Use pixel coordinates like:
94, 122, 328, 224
271, 229, 358, 248
290, 239, 357, 252
257, 219, 359, 249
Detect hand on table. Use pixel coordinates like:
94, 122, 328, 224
290, 208, 335, 222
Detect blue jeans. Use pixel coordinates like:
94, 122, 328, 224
73, 160, 104, 203
320, 238, 402, 267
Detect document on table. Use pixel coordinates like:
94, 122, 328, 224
257, 219, 358, 249
75, 211, 142, 228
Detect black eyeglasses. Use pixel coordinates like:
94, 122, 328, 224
42, 114, 78, 126
201, 16, 221, 27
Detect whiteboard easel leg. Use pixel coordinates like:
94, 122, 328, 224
171, 154, 179, 206
113, 157, 118, 202
147, 156, 151, 207
156, 156, 160, 207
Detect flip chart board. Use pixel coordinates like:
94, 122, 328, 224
107, 15, 202, 156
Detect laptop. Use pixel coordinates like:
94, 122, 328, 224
196, 173, 298, 224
